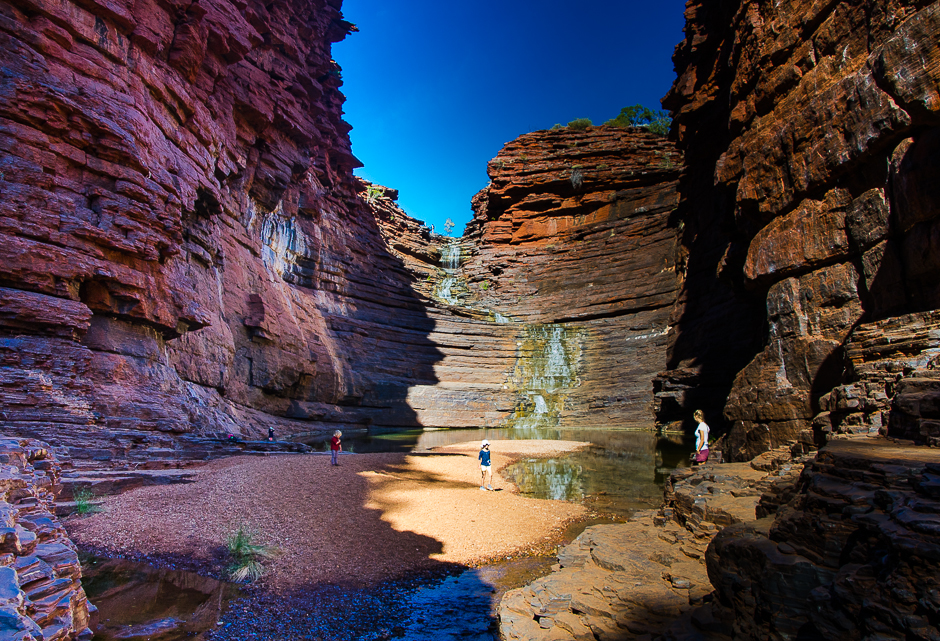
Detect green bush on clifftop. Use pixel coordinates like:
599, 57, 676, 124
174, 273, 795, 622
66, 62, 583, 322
567, 118, 592, 130
606, 105, 671, 135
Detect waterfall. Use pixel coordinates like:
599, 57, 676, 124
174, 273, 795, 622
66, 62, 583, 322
433, 243, 462, 305
504, 324, 582, 429
430, 241, 516, 322
440, 243, 461, 271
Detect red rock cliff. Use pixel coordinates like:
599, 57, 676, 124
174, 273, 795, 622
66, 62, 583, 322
661, 0, 940, 460
373, 127, 684, 430
657, 2, 940, 636
0, 0, 442, 460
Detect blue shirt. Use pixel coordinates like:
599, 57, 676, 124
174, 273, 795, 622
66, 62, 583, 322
479, 449, 491, 466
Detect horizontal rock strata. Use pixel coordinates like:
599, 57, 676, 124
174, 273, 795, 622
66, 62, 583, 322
0, 438, 94, 641
499, 460, 793, 640
373, 127, 684, 429
1, 0, 689, 460
0, 0, 447, 460
706, 437, 940, 640
661, 0, 940, 460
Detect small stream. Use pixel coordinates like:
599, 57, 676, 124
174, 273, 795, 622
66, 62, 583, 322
81, 427, 692, 640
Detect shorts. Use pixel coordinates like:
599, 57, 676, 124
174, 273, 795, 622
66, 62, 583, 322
694, 448, 709, 463
481, 465, 491, 472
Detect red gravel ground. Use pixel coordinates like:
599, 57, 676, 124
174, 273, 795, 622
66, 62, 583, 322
68, 440, 589, 590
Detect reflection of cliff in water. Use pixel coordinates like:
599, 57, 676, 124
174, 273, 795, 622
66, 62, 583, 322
501, 431, 691, 518
80, 555, 237, 641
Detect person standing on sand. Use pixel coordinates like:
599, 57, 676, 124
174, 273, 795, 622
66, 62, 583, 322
479, 439, 493, 490
693, 410, 710, 465
330, 430, 342, 466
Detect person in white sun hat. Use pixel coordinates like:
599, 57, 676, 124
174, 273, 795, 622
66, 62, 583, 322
479, 439, 493, 490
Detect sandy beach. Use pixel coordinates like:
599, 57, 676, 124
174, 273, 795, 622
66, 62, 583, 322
68, 440, 590, 589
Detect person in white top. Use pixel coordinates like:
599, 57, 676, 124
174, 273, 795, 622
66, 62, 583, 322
693, 410, 710, 465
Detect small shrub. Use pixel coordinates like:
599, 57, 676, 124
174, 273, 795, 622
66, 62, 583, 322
72, 487, 100, 515
567, 118, 592, 130
226, 526, 276, 583
551, 124, 563, 130
365, 185, 384, 204
480, 280, 490, 291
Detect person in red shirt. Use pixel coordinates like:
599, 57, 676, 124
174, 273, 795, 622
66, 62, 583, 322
330, 430, 342, 466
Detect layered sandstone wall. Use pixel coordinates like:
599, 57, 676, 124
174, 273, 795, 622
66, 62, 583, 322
1, 0, 688, 459
662, 0, 940, 459
706, 438, 940, 639
0, 0, 444, 460
373, 127, 684, 430
0, 438, 94, 641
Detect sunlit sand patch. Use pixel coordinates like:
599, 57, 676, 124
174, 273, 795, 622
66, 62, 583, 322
362, 440, 590, 563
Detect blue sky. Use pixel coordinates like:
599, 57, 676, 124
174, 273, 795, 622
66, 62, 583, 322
334, 0, 688, 235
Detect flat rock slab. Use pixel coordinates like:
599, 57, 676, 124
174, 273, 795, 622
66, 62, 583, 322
499, 515, 713, 641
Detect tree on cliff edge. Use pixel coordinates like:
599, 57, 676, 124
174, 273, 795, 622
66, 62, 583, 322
606, 105, 671, 135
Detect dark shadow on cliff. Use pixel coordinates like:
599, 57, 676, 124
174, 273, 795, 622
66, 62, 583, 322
656, 158, 767, 439
262, 190, 446, 437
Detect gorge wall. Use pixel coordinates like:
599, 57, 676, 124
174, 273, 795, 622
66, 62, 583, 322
650, 1, 940, 638
0, 0, 687, 464
0, 0, 448, 463
375, 127, 684, 430
661, 0, 940, 460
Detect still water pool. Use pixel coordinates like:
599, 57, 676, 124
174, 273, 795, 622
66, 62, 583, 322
82, 427, 693, 640
80, 555, 237, 641
296, 427, 692, 518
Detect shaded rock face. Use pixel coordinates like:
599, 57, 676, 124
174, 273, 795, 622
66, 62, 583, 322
499, 461, 800, 640
706, 438, 940, 640
0, 0, 443, 459
661, 0, 940, 460
375, 127, 684, 429
0, 438, 94, 641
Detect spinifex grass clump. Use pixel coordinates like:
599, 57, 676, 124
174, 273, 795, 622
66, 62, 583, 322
72, 487, 100, 515
225, 526, 276, 582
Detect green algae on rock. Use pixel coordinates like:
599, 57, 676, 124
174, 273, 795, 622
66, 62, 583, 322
504, 324, 584, 430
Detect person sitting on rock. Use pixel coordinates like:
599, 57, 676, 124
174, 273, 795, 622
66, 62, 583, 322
479, 439, 493, 490
693, 410, 710, 465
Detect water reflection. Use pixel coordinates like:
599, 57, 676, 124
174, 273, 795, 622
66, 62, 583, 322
501, 437, 688, 518
295, 427, 692, 517
80, 555, 237, 641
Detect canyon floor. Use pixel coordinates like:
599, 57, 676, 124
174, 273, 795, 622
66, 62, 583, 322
67, 440, 590, 590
